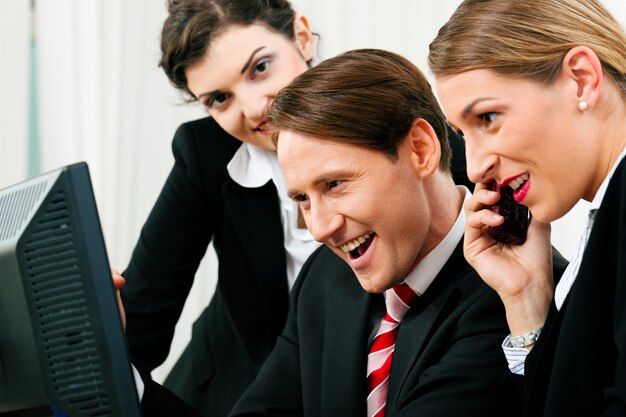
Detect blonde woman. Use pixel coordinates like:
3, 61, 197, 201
429, 0, 626, 415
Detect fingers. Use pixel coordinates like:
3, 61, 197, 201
464, 184, 501, 214
464, 186, 504, 236
110, 268, 126, 331
111, 268, 126, 291
117, 291, 126, 332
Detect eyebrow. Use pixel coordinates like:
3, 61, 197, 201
461, 98, 485, 119
287, 189, 303, 200
197, 90, 219, 103
241, 46, 266, 74
196, 46, 267, 102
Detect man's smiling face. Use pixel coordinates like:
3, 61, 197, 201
278, 130, 432, 293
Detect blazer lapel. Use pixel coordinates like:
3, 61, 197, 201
385, 242, 470, 413
524, 294, 566, 416
321, 265, 374, 416
223, 178, 287, 297
221, 178, 288, 363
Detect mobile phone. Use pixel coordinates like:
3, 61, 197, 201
487, 180, 530, 245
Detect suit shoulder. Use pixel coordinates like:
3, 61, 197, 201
302, 245, 349, 277
604, 156, 626, 210
169, 117, 241, 181
172, 116, 240, 159
451, 267, 493, 300
291, 246, 355, 297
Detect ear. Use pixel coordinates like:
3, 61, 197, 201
559, 46, 603, 109
406, 118, 441, 178
293, 13, 314, 62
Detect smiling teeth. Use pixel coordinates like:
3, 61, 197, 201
340, 232, 372, 253
508, 173, 529, 190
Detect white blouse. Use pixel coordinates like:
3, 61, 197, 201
227, 142, 321, 290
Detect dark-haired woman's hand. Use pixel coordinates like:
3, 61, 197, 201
111, 268, 126, 332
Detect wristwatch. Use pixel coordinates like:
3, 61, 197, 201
509, 327, 542, 348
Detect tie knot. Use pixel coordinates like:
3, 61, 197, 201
384, 283, 418, 323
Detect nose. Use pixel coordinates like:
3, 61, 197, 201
307, 199, 345, 243
241, 92, 270, 122
465, 137, 498, 184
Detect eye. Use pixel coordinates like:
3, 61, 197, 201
292, 193, 310, 210
328, 179, 343, 189
478, 112, 497, 126
206, 92, 230, 109
294, 193, 308, 203
251, 58, 272, 79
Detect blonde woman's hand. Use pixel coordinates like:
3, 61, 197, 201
463, 182, 554, 335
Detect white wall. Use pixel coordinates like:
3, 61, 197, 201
0, 1, 29, 187
3, 0, 625, 382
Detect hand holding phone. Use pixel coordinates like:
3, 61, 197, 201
487, 180, 530, 245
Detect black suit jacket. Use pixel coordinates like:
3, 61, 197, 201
121, 117, 290, 416
142, 242, 514, 417
123, 117, 473, 416
524, 157, 626, 417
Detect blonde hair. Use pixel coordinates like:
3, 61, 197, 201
428, 0, 626, 96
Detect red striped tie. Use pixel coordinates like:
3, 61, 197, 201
366, 283, 418, 417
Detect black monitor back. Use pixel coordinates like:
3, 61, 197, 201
0, 162, 141, 416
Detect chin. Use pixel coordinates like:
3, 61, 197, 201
531, 203, 571, 224
356, 275, 391, 294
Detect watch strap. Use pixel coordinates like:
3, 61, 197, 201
509, 327, 542, 348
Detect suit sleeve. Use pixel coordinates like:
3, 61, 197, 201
138, 310, 303, 417
139, 250, 320, 416
141, 377, 207, 417
121, 121, 219, 372
226, 298, 303, 416
226, 250, 323, 417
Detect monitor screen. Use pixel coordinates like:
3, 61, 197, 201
0, 162, 141, 416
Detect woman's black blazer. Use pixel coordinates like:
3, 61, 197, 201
122, 116, 290, 416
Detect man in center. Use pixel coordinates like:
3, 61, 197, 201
142, 48, 567, 416
226, 48, 556, 417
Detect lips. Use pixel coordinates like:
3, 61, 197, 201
512, 178, 531, 203
500, 173, 530, 203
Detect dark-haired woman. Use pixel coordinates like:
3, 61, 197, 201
121, 1, 471, 415
120, 1, 320, 415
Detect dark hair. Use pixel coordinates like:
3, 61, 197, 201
268, 48, 451, 171
160, 0, 299, 99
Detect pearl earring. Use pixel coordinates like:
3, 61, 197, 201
578, 101, 589, 111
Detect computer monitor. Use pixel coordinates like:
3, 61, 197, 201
0, 162, 141, 416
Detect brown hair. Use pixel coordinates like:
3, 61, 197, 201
428, 0, 626, 97
268, 49, 451, 171
160, 0, 301, 99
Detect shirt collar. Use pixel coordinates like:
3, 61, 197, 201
403, 186, 471, 296
589, 144, 626, 211
227, 142, 274, 188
